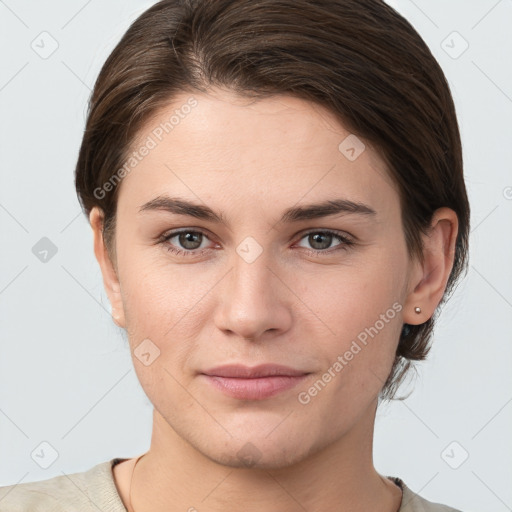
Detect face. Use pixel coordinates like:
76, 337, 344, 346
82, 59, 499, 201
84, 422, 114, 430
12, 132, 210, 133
95, 88, 423, 469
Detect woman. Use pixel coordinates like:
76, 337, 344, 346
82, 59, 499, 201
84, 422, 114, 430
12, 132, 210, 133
0, 0, 469, 510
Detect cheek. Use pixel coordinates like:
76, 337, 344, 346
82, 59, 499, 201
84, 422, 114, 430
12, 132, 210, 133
119, 254, 212, 358
313, 254, 404, 334
119, 263, 206, 406
312, 255, 405, 388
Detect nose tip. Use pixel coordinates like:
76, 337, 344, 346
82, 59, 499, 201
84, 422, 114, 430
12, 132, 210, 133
213, 257, 292, 341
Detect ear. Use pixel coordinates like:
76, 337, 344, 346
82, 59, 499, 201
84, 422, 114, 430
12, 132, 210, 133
402, 207, 459, 325
89, 207, 126, 328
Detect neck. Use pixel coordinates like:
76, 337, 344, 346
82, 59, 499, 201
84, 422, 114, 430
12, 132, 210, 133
129, 399, 402, 512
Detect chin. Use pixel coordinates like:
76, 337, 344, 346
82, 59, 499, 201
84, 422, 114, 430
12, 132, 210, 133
194, 433, 318, 471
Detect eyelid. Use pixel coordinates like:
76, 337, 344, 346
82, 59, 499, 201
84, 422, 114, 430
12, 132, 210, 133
158, 226, 214, 242
158, 227, 216, 247
158, 227, 354, 244
293, 229, 355, 254
296, 227, 355, 242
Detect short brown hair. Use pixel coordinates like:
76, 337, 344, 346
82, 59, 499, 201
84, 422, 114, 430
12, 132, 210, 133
75, 0, 470, 401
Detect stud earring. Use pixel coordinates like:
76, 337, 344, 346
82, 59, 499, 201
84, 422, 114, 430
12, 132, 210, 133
414, 306, 421, 314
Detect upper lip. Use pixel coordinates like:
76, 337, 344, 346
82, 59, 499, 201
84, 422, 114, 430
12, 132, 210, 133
202, 364, 309, 378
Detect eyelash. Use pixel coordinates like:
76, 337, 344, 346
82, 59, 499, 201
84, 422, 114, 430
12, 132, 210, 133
158, 228, 355, 258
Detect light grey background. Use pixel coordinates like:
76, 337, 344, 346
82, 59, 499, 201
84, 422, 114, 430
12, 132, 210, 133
0, 1, 511, 510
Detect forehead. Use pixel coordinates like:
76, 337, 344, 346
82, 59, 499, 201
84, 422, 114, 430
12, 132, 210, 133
118, 89, 398, 218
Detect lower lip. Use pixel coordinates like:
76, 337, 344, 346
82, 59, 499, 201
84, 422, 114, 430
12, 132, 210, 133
202, 374, 309, 400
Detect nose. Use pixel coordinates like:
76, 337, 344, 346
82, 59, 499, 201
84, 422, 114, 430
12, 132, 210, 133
213, 247, 293, 341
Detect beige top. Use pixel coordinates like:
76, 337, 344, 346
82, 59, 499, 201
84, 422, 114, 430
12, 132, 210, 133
0, 458, 462, 511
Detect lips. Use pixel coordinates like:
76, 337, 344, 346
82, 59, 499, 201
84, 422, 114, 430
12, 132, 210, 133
200, 364, 310, 400
201, 363, 309, 378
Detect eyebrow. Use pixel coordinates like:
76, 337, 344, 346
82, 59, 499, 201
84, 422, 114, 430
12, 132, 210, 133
138, 195, 377, 224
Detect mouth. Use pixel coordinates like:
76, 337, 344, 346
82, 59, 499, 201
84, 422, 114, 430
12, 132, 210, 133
200, 364, 311, 400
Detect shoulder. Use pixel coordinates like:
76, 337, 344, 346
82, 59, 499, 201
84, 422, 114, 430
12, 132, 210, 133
394, 477, 463, 512
0, 459, 127, 512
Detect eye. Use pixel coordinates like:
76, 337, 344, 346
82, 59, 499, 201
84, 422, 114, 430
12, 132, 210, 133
295, 230, 355, 254
158, 228, 355, 258
159, 229, 213, 257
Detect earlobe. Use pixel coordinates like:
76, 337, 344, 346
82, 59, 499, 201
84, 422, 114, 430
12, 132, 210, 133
402, 207, 458, 326
89, 207, 126, 328
109, 282, 125, 328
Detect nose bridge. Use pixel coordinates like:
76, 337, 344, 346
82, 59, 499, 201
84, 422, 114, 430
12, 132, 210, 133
214, 234, 290, 339
230, 235, 275, 305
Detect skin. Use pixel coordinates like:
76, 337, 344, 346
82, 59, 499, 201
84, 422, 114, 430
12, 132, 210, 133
90, 88, 458, 512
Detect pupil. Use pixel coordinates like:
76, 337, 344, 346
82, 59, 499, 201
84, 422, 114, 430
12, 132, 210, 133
311, 233, 331, 250
180, 232, 201, 249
